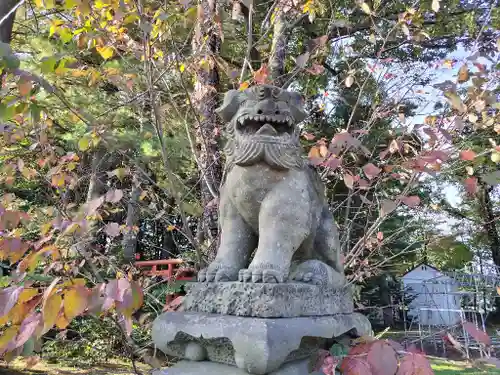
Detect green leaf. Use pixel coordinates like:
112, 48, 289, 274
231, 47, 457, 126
40, 57, 58, 74
59, 27, 73, 43
78, 136, 91, 151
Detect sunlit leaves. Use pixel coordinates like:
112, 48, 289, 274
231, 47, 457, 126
96, 46, 115, 60
41, 294, 62, 335
431, 0, 440, 12
345, 75, 354, 87
78, 136, 91, 151
63, 286, 89, 321
359, 2, 372, 14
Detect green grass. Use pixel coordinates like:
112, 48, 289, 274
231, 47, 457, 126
431, 358, 500, 374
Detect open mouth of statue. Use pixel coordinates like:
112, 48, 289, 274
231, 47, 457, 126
236, 115, 293, 136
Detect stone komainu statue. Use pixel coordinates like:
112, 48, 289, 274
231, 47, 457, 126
198, 84, 344, 287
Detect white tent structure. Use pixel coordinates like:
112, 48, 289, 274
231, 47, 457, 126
402, 263, 461, 326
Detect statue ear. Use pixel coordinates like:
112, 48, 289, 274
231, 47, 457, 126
289, 92, 307, 123
216, 89, 242, 122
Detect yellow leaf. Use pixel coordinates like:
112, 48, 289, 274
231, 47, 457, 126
360, 2, 371, 14
0, 326, 19, 351
41, 294, 62, 335
179, 64, 185, 73
308, 146, 321, 160
167, 225, 176, 231
239, 81, 250, 91
458, 64, 469, 83
55, 312, 70, 329
19, 289, 39, 304
78, 136, 90, 151
492, 152, 500, 163
96, 46, 114, 60
51, 174, 65, 187
63, 286, 88, 321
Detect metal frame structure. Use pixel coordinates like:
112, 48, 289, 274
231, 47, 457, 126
402, 265, 500, 358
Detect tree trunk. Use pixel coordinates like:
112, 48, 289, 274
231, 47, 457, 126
71, 148, 107, 280
0, 0, 17, 44
122, 176, 141, 262
478, 182, 500, 312
269, 10, 287, 87
191, 0, 223, 263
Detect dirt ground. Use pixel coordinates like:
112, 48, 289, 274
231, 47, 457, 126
0, 359, 151, 375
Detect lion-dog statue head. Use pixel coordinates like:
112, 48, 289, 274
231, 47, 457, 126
216, 84, 308, 170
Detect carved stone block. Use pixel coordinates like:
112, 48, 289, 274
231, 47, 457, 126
183, 282, 354, 317
152, 311, 372, 375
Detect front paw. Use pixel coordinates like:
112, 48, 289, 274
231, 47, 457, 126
238, 265, 287, 283
199, 263, 239, 282
290, 260, 345, 288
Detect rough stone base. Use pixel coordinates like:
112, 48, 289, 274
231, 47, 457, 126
183, 282, 353, 317
152, 311, 372, 374
152, 359, 322, 375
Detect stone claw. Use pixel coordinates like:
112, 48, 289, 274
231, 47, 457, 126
290, 259, 345, 288
199, 264, 238, 282
238, 268, 286, 283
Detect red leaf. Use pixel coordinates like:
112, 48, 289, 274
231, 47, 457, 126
377, 232, 383, 241
367, 340, 398, 375
105, 189, 124, 203
104, 222, 121, 238
0, 286, 24, 317
105, 278, 130, 302
302, 132, 316, 141
381, 199, 397, 217
85, 196, 104, 215
253, 64, 270, 84
323, 156, 341, 170
463, 322, 491, 346
306, 64, 325, 75
363, 163, 381, 180
15, 313, 41, 349
340, 357, 372, 375
402, 196, 420, 208
464, 177, 478, 195
396, 353, 434, 375
460, 149, 477, 161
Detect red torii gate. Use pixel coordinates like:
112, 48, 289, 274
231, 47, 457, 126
134, 259, 196, 311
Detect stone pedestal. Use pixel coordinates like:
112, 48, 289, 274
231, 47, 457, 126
183, 282, 354, 317
151, 282, 372, 374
